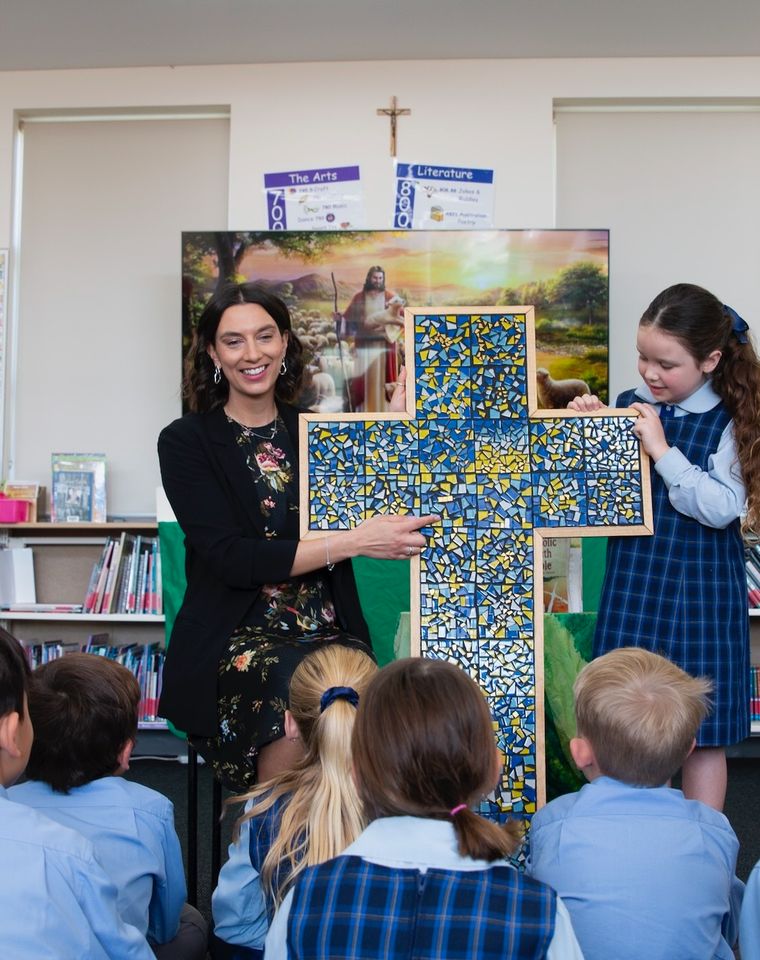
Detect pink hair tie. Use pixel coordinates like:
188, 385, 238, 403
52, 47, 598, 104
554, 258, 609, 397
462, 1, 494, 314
449, 804, 468, 817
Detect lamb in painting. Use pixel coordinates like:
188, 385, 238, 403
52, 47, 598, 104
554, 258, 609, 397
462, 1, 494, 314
536, 367, 591, 409
366, 294, 405, 335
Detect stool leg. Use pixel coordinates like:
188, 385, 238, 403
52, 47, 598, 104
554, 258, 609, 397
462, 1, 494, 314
211, 775, 223, 890
186, 742, 198, 907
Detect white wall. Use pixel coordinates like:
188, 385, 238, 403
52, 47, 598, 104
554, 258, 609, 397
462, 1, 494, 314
1, 56, 759, 513
4, 57, 760, 241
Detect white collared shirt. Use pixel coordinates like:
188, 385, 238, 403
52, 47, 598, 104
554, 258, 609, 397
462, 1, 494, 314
633, 379, 745, 528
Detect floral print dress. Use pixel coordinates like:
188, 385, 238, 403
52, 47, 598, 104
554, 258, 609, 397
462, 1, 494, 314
190, 415, 370, 792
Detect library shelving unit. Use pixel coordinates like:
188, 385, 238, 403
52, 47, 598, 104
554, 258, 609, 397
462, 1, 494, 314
0, 521, 167, 734
750, 607, 760, 737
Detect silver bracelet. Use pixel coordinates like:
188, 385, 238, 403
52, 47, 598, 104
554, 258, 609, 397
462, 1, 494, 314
325, 537, 335, 571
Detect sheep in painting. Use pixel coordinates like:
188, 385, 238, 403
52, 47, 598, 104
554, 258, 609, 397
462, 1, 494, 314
536, 367, 591, 409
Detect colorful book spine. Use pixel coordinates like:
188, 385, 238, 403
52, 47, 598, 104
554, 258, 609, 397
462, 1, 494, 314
126, 536, 142, 614
34, 635, 165, 724
746, 548, 760, 608
751, 665, 760, 722
101, 532, 126, 614
91, 538, 116, 614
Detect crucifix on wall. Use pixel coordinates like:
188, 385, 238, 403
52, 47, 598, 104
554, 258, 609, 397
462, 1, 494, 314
376, 95, 411, 157
300, 307, 652, 821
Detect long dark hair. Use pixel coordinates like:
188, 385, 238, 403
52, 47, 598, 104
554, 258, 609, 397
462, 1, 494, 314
640, 283, 760, 534
352, 658, 522, 861
183, 282, 304, 412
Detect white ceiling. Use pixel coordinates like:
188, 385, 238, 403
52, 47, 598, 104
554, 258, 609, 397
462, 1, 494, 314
3, 0, 760, 72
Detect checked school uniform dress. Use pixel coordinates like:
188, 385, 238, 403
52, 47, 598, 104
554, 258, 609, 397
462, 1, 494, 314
264, 817, 584, 960
212, 792, 294, 958
594, 384, 749, 747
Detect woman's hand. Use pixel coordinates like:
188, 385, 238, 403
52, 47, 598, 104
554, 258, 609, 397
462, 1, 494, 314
630, 402, 670, 461
350, 513, 438, 560
292, 513, 439, 576
567, 394, 606, 412
389, 366, 408, 412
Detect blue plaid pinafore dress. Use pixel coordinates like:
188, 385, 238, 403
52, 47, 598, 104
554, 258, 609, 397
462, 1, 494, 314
286, 855, 557, 959
593, 389, 749, 747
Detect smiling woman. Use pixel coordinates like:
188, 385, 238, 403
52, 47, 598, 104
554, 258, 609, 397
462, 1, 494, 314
157, 282, 435, 792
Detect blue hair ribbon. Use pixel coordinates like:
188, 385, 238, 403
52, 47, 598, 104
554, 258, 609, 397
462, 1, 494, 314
724, 304, 749, 344
319, 685, 359, 713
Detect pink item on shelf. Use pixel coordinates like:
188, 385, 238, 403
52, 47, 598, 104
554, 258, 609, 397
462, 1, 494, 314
0, 497, 29, 523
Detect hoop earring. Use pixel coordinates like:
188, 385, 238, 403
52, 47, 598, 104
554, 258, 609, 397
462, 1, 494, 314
213, 365, 222, 385
280, 359, 288, 376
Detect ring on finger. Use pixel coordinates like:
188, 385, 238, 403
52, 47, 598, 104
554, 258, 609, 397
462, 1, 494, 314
407, 545, 414, 557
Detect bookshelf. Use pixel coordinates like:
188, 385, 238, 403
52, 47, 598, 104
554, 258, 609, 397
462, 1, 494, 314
750, 608, 760, 736
0, 521, 167, 731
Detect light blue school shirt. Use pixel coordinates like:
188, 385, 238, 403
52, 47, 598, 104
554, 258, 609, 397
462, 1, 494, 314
0, 786, 153, 959
527, 776, 743, 960
633, 379, 745, 528
265, 816, 584, 960
740, 859, 760, 960
9, 775, 186, 944
212, 798, 270, 950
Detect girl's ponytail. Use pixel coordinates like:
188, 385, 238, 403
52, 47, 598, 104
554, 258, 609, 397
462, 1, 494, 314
449, 804, 522, 862
231, 644, 377, 904
711, 317, 760, 536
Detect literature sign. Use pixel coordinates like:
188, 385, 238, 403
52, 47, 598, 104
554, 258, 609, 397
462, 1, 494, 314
51, 453, 107, 523
393, 163, 494, 229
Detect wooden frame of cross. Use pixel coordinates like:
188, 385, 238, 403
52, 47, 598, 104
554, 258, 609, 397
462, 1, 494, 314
300, 306, 652, 820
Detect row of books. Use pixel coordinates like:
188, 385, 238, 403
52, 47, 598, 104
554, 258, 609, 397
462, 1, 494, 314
23, 635, 165, 723
747, 544, 760, 609
751, 665, 760, 723
84, 534, 162, 615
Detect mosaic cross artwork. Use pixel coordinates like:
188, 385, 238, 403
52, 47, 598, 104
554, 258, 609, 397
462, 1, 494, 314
299, 307, 652, 821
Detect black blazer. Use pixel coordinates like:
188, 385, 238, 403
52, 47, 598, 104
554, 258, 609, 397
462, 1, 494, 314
157, 403, 370, 736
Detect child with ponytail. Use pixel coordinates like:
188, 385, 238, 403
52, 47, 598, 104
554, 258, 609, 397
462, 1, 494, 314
265, 657, 583, 959
211, 644, 377, 959
570, 283, 760, 811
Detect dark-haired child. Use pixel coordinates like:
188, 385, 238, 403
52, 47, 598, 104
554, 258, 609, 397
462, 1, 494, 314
10, 652, 207, 960
265, 657, 583, 959
0, 629, 154, 958
569, 283, 760, 809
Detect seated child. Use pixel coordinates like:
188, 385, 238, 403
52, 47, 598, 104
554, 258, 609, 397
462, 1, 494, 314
0, 628, 154, 959
265, 657, 583, 960
9, 652, 207, 960
527, 646, 743, 960
740, 857, 760, 960
212, 644, 377, 959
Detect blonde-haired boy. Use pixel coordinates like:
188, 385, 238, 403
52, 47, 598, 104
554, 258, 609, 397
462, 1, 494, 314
528, 647, 743, 960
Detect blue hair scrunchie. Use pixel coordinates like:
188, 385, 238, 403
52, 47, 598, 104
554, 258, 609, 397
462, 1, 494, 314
724, 304, 749, 344
320, 685, 359, 713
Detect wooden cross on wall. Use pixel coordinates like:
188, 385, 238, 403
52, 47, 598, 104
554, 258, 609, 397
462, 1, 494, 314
300, 307, 652, 821
376, 95, 411, 157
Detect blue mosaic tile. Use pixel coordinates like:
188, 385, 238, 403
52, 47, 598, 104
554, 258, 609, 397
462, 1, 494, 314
532, 471, 587, 526
471, 364, 527, 419
530, 418, 586, 471
471, 313, 526, 366
586, 472, 644, 525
